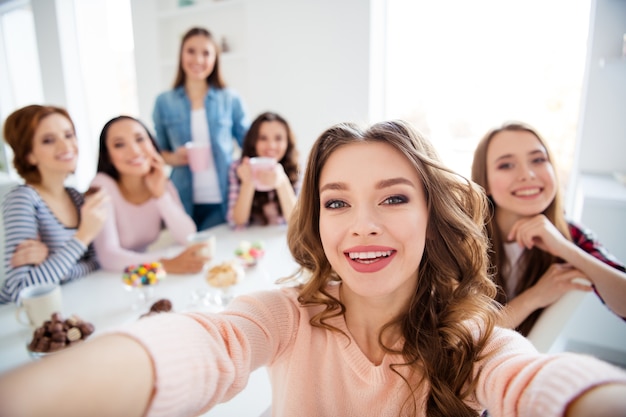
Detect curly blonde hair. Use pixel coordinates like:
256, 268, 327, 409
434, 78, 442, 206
287, 120, 499, 417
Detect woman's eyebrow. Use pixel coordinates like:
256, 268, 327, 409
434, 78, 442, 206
320, 178, 415, 193
376, 177, 415, 189
319, 182, 347, 193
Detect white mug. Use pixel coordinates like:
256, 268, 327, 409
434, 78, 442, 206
187, 231, 217, 259
15, 284, 63, 327
249, 157, 277, 191
185, 142, 210, 172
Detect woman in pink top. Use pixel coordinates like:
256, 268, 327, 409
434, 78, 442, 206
0, 120, 625, 417
90, 116, 209, 274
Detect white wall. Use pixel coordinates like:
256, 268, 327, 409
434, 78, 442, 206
557, 0, 626, 368
573, 0, 626, 176
130, 0, 373, 163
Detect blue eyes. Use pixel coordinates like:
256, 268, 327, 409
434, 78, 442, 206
325, 200, 346, 209
323, 195, 408, 209
383, 195, 408, 205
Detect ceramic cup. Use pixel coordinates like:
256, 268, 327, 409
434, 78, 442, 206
185, 142, 210, 172
249, 157, 277, 191
187, 231, 217, 259
15, 284, 63, 327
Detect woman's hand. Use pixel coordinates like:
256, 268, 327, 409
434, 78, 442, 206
525, 263, 593, 310
508, 214, 571, 258
499, 262, 594, 328
236, 157, 253, 184
75, 189, 109, 246
144, 153, 167, 198
160, 243, 210, 274
161, 146, 188, 167
10, 239, 49, 267
254, 163, 289, 191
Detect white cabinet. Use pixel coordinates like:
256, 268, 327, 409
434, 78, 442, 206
548, 0, 626, 369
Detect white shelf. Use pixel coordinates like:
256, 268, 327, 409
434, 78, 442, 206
579, 173, 626, 205
158, 0, 243, 19
158, 52, 245, 69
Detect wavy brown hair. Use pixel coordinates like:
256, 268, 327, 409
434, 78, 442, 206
471, 122, 571, 336
287, 120, 499, 417
172, 27, 225, 89
3, 104, 75, 184
240, 112, 299, 224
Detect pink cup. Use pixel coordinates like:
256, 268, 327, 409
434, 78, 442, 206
249, 157, 277, 191
185, 142, 210, 172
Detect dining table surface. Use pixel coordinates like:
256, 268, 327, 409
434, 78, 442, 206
0, 223, 299, 417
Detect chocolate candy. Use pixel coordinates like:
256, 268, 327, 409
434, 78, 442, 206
150, 298, 172, 313
28, 313, 95, 353
140, 298, 173, 318
83, 186, 100, 197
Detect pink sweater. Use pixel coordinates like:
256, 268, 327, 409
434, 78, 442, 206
116, 284, 626, 417
90, 173, 196, 271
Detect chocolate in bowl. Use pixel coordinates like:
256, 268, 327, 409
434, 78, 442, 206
26, 312, 95, 360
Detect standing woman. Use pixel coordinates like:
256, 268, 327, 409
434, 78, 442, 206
90, 116, 207, 274
227, 112, 300, 227
0, 105, 108, 304
153, 27, 249, 231
471, 122, 626, 336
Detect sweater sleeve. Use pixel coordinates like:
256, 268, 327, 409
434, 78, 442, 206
475, 326, 626, 416
156, 181, 196, 245
109, 289, 298, 417
90, 175, 164, 272
0, 186, 95, 304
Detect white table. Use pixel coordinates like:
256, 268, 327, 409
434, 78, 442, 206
0, 224, 299, 416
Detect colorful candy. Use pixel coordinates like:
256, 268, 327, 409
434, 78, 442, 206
122, 262, 166, 287
234, 240, 265, 267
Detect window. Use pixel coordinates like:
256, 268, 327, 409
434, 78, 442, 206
0, 2, 44, 175
0, 0, 138, 189
385, 0, 591, 187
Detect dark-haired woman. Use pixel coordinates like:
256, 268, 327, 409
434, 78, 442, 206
227, 112, 300, 227
90, 116, 207, 274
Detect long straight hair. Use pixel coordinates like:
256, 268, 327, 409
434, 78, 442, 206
172, 27, 225, 89
471, 122, 571, 335
240, 111, 299, 224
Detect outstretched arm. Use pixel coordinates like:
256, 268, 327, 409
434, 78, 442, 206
566, 383, 626, 417
0, 334, 154, 417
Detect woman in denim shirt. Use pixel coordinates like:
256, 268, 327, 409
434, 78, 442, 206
153, 27, 249, 231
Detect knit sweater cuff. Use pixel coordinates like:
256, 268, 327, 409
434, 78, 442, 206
521, 352, 626, 416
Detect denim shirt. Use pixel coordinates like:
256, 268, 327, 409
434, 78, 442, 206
152, 86, 249, 218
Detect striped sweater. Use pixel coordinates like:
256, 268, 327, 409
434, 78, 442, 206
0, 185, 97, 304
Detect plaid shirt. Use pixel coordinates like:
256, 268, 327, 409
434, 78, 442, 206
569, 222, 625, 272
569, 221, 626, 318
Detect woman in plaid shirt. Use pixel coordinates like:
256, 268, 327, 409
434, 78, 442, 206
472, 122, 626, 336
